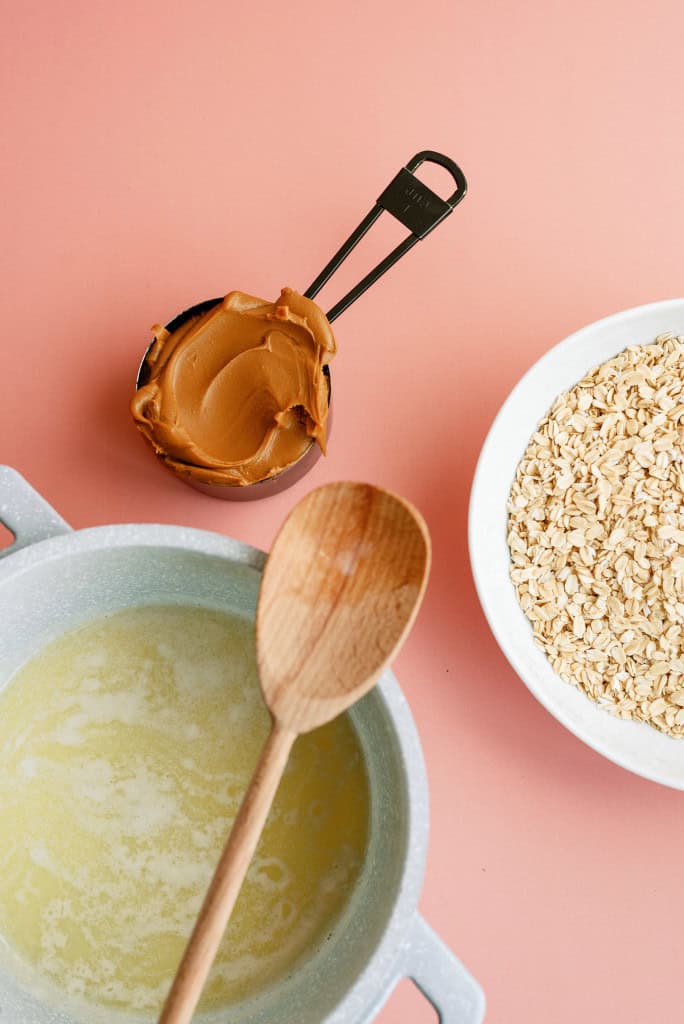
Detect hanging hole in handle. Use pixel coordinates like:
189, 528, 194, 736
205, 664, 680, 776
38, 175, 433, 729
405, 151, 467, 207
408, 161, 461, 202
384, 978, 439, 1022
0, 522, 15, 551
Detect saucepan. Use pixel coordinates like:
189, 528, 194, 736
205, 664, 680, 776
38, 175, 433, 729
0, 466, 485, 1024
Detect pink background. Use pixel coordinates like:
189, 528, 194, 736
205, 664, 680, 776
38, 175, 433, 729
2, 1, 684, 1021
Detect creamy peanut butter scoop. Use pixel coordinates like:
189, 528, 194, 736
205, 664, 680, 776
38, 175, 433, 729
131, 151, 468, 496
131, 288, 335, 487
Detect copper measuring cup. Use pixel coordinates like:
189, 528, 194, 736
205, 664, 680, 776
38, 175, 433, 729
135, 150, 467, 500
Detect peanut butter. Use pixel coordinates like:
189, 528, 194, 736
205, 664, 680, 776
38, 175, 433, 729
131, 288, 336, 486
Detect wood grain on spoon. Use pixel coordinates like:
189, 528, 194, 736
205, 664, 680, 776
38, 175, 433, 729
159, 482, 431, 1024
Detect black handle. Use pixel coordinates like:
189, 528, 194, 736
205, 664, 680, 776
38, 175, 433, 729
405, 151, 467, 205
304, 151, 467, 323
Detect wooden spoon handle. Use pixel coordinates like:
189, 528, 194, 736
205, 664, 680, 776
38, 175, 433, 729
158, 719, 296, 1024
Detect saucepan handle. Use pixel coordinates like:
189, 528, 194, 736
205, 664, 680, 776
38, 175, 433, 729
0, 466, 71, 560
395, 914, 485, 1023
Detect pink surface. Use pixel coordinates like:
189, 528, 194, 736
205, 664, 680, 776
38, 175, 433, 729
2, 1, 684, 1021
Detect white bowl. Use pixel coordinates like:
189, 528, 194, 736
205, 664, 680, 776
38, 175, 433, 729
469, 299, 684, 790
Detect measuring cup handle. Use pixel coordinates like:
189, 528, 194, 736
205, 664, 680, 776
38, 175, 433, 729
0, 466, 71, 560
305, 151, 467, 323
406, 151, 468, 208
395, 914, 485, 1023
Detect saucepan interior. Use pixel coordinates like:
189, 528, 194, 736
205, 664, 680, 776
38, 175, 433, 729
0, 527, 423, 1024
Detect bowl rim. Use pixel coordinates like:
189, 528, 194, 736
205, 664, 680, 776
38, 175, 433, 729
469, 297, 684, 790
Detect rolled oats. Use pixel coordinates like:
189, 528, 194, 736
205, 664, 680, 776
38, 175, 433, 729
508, 334, 684, 738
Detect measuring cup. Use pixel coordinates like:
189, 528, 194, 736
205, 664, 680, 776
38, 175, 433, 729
134, 151, 467, 500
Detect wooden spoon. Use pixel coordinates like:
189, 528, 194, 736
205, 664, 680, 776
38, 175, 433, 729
159, 481, 431, 1023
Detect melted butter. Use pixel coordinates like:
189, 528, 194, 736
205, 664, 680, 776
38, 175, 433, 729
0, 606, 369, 1014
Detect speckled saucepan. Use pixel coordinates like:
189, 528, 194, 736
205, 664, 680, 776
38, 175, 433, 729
0, 467, 484, 1024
